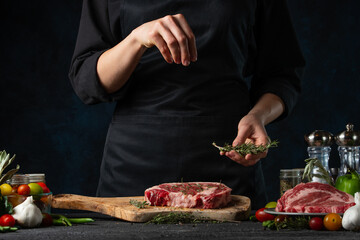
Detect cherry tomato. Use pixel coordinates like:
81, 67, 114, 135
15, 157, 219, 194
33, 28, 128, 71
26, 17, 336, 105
41, 213, 53, 227
0, 184, 12, 196
309, 217, 323, 230
0, 214, 15, 227
37, 182, 50, 193
274, 215, 287, 224
17, 184, 31, 195
323, 213, 342, 231
255, 208, 275, 222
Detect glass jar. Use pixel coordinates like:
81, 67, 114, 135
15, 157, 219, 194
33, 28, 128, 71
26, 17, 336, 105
7, 174, 30, 191
279, 169, 302, 196
335, 123, 360, 176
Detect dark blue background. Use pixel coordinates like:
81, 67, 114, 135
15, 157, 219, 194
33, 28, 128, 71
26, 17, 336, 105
1, 1, 359, 202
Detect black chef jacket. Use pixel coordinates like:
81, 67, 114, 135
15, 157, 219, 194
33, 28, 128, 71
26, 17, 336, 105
69, 0, 305, 209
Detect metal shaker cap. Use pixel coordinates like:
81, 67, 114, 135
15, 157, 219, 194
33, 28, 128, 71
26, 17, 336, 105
304, 130, 334, 146
335, 123, 360, 146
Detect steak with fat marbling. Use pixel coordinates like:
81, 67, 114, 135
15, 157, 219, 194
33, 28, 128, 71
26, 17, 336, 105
275, 182, 355, 213
144, 182, 232, 209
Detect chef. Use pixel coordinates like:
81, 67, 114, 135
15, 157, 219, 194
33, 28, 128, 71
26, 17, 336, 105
69, 0, 305, 209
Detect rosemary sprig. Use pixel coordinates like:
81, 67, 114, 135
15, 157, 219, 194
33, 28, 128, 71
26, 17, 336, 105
303, 158, 334, 186
212, 139, 279, 156
129, 199, 149, 209
147, 212, 222, 224
263, 216, 310, 230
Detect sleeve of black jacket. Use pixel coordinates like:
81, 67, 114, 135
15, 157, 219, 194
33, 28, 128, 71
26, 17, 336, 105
68, 0, 123, 104
245, 0, 306, 121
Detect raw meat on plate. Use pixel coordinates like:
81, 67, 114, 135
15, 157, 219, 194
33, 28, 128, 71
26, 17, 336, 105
276, 182, 355, 213
145, 182, 232, 209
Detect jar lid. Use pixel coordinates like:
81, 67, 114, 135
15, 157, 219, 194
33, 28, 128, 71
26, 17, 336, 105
7, 174, 30, 185
28, 173, 46, 183
335, 123, 360, 146
280, 169, 302, 177
304, 130, 334, 146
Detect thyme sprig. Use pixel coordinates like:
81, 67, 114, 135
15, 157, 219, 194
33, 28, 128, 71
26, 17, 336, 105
303, 158, 334, 186
129, 199, 149, 209
147, 212, 222, 224
212, 139, 279, 156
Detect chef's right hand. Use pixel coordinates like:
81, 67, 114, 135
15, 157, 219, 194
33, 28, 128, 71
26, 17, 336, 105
131, 14, 197, 66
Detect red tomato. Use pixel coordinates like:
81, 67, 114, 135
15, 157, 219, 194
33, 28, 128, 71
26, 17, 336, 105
274, 215, 287, 224
41, 213, 53, 227
37, 182, 50, 193
0, 214, 15, 227
309, 217, 323, 230
255, 208, 275, 222
17, 184, 31, 195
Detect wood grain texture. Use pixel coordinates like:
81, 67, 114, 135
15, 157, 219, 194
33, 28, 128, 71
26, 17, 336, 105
51, 194, 251, 222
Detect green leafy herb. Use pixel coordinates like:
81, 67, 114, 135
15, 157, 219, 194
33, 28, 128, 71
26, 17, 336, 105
249, 215, 257, 222
263, 216, 310, 231
212, 139, 279, 156
51, 214, 95, 226
0, 196, 13, 216
303, 158, 334, 186
129, 199, 149, 209
147, 212, 222, 224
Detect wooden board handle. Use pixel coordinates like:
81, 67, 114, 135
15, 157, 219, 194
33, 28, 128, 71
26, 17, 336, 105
51, 194, 128, 216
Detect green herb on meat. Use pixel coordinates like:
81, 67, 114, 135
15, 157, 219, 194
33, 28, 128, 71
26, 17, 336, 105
303, 158, 334, 186
129, 199, 149, 209
212, 139, 279, 156
147, 212, 222, 224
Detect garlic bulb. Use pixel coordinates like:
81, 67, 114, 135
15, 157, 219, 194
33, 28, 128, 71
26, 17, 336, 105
12, 196, 43, 228
342, 192, 360, 231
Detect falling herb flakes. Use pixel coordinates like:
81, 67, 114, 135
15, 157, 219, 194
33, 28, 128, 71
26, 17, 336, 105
212, 139, 279, 156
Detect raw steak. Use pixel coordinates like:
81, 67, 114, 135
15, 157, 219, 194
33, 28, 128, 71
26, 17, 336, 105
144, 182, 232, 209
275, 182, 355, 213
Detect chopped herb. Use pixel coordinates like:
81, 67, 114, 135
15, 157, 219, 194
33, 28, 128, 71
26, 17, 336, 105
147, 212, 223, 224
129, 199, 149, 209
212, 139, 279, 156
263, 216, 310, 231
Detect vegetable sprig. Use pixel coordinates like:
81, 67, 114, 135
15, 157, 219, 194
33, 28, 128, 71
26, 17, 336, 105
51, 214, 94, 226
129, 199, 149, 209
147, 212, 221, 224
303, 158, 334, 186
263, 216, 310, 230
212, 139, 279, 156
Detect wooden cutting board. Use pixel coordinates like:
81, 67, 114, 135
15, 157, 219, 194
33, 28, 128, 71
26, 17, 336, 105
51, 194, 251, 223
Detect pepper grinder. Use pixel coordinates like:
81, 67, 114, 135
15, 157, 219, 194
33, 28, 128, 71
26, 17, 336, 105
304, 130, 333, 183
335, 123, 360, 176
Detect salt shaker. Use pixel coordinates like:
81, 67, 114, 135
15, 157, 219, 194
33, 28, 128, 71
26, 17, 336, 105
304, 130, 333, 183
335, 123, 360, 176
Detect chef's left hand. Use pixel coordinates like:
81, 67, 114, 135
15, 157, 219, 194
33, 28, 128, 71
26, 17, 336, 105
221, 113, 269, 166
